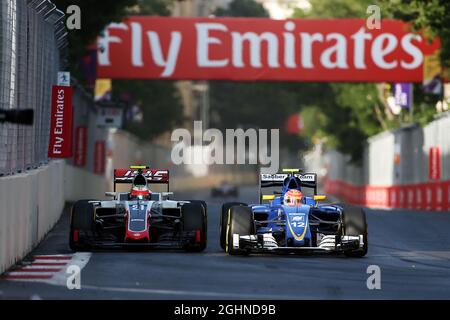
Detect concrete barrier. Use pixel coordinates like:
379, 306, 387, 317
0, 160, 108, 274
64, 165, 108, 202
0, 161, 65, 273
305, 113, 450, 211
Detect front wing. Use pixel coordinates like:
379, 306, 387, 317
232, 234, 364, 254
80, 231, 198, 250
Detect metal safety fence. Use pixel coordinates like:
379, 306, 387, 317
0, 0, 66, 176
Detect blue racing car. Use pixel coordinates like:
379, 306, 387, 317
219, 169, 368, 257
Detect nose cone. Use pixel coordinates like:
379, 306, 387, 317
284, 206, 310, 246
125, 203, 150, 242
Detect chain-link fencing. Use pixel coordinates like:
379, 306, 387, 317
0, 0, 68, 176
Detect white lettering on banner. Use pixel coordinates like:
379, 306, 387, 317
98, 20, 427, 77
98, 23, 128, 66
147, 31, 181, 77
131, 22, 143, 67
231, 32, 280, 68
401, 34, 423, 69
52, 89, 65, 154
351, 28, 372, 69
372, 33, 398, 69
320, 33, 349, 69
300, 32, 323, 68
283, 21, 296, 68
408, 189, 413, 206
196, 23, 229, 68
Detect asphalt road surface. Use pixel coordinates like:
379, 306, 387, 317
1, 186, 450, 300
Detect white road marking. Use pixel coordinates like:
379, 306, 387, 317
392, 251, 450, 261
80, 284, 300, 299
52, 252, 91, 286
2, 253, 92, 286
7, 272, 54, 276
22, 265, 63, 270
32, 259, 70, 264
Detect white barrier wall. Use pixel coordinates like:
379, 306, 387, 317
305, 113, 450, 210
0, 161, 65, 273
0, 161, 107, 273
367, 131, 395, 186
313, 113, 450, 187
64, 165, 108, 202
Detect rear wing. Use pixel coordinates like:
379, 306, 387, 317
258, 169, 317, 202
113, 168, 169, 192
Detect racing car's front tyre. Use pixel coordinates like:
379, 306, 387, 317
182, 203, 207, 252
69, 200, 95, 251
220, 202, 247, 251
226, 206, 254, 255
341, 205, 368, 257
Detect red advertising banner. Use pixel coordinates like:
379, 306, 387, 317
94, 140, 105, 174
325, 179, 449, 212
429, 147, 441, 180
73, 126, 88, 167
48, 86, 73, 158
97, 17, 440, 82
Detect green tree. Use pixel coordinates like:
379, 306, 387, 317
54, 0, 183, 141
293, 0, 388, 162
111, 0, 183, 141
214, 0, 269, 17
382, 0, 450, 68
53, 0, 138, 79
211, 0, 307, 152
292, 0, 445, 162
295, 0, 380, 18
112, 80, 182, 140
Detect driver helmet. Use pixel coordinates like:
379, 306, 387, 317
283, 189, 303, 206
130, 174, 151, 200
130, 185, 151, 200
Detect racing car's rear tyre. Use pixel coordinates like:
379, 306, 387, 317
341, 204, 368, 257
226, 206, 254, 255
182, 203, 207, 252
69, 200, 95, 251
186, 200, 207, 214
220, 202, 247, 251
186, 200, 208, 245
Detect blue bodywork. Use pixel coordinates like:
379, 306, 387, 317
251, 174, 342, 248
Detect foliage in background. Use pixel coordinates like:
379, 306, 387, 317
382, 0, 449, 126
54, 0, 183, 142
112, 80, 182, 140
211, 0, 307, 153
214, 0, 269, 18
293, 0, 388, 162
113, 0, 183, 141
295, 0, 381, 18
382, 0, 450, 69
53, 0, 137, 79
293, 0, 444, 162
